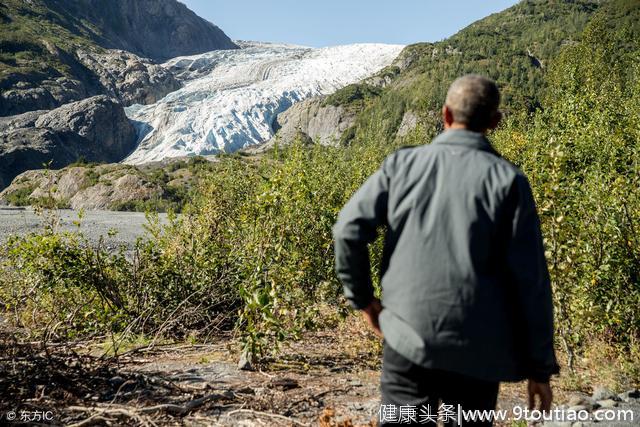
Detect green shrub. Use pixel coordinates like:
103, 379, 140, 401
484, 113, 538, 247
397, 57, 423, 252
3, 185, 35, 206
0, 209, 244, 340
322, 83, 382, 108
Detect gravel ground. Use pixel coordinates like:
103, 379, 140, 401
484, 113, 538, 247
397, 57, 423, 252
0, 207, 167, 249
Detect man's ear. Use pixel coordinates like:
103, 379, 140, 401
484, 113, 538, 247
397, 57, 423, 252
488, 110, 502, 130
442, 105, 454, 128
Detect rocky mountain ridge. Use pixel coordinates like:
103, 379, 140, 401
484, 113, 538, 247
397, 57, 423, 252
0, 0, 236, 116
262, 53, 411, 149
55, 0, 238, 62
75, 49, 182, 107
1, 165, 164, 211
0, 0, 239, 192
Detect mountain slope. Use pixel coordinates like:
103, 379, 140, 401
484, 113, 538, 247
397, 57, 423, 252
124, 43, 404, 164
0, 0, 235, 115
44, 0, 238, 61
282, 0, 605, 147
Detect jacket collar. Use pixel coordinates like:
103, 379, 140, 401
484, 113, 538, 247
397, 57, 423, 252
432, 129, 499, 155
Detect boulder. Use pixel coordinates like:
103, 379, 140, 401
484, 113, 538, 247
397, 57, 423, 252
260, 97, 357, 150
34, 95, 137, 161
69, 173, 163, 210
0, 96, 136, 189
592, 386, 617, 401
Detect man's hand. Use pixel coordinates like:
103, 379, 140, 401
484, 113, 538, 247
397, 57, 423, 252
528, 379, 552, 411
362, 298, 383, 337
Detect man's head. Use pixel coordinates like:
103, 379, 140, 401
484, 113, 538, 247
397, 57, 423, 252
442, 74, 501, 133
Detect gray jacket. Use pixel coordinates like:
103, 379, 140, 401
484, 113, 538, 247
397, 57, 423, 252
333, 129, 559, 382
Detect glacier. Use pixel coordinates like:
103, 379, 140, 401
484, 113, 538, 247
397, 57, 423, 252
123, 42, 404, 164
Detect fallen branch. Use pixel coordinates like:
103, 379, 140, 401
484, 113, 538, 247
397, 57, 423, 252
67, 406, 153, 427
287, 387, 350, 411
137, 391, 232, 415
114, 342, 221, 359
226, 408, 310, 426
66, 414, 111, 427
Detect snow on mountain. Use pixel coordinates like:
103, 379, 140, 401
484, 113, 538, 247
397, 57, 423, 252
123, 42, 404, 164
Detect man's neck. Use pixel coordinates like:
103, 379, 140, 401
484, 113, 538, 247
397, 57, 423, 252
446, 122, 467, 130
444, 122, 487, 134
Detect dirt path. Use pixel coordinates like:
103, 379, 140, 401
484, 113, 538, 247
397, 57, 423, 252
2, 316, 559, 426
117, 339, 380, 426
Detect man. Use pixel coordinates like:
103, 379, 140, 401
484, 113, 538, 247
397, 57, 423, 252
332, 75, 559, 426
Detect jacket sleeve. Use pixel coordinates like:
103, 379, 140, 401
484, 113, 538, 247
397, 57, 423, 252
332, 155, 392, 310
506, 174, 560, 382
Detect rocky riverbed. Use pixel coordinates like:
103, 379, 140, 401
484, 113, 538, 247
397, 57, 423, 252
0, 207, 166, 249
543, 386, 640, 427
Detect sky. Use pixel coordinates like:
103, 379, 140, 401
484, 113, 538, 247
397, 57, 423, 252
181, 0, 520, 48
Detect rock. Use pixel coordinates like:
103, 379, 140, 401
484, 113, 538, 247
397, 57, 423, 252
0, 0, 236, 116
69, 173, 163, 210
0, 96, 136, 190
58, 0, 238, 62
109, 376, 126, 387
0, 42, 102, 117
592, 386, 617, 401
0, 48, 182, 116
76, 50, 182, 106
0, 128, 84, 190
168, 373, 205, 382
262, 97, 358, 150
0, 81, 79, 117
567, 405, 588, 413
237, 350, 254, 371
0, 110, 47, 131
567, 394, 595, 410
596, 399, 618, 408
56, 168, 94, 200
619, 389, 640, 402
268, 377, 299, 391
254, 51, 413, 153
236, 386, 255, 395
27, 167, 94, 204
396, 111, 420, 138
0, 157, 208, 210
34, 95, 137, 162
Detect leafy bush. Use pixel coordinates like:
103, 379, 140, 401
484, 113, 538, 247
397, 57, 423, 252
0, 208, 243, 340
322, 83, 382, 108
3, 184, 35, 206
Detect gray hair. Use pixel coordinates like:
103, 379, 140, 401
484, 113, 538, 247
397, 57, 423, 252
445, 74, 500, 131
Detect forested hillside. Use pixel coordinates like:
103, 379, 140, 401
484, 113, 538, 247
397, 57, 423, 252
330, 0, 604, 145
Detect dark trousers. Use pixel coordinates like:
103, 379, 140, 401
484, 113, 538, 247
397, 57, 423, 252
380, 344, 499, 426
